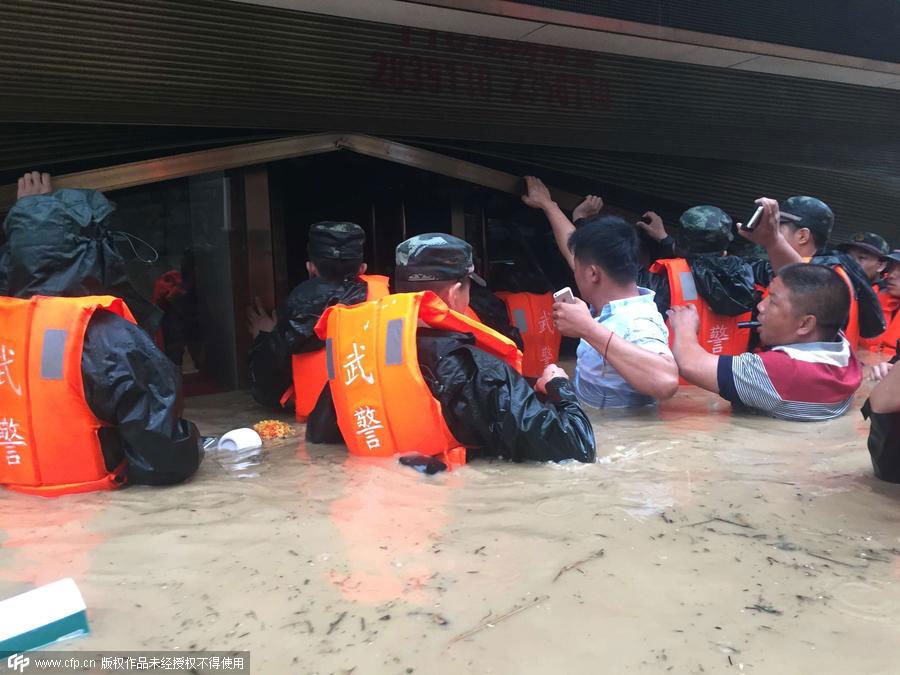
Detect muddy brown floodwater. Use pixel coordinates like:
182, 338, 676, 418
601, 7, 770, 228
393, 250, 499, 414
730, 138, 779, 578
1, 362, 899, 675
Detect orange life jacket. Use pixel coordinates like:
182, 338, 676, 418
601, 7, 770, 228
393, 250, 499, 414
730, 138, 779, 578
284, 274, 390, 422
859, 290, 900, 357
0, 295, 136, 497
799, 257, 860, 348
650, 258, 752, 357
834, 266, 860, 348
315, 292, 522, 466
495, 292, 561, 378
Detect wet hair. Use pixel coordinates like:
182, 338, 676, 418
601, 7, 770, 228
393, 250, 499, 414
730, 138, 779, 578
567, 216, 639, 284
393, 276, 470, 297
311, 257, 363, 283
779, 263, 850, 340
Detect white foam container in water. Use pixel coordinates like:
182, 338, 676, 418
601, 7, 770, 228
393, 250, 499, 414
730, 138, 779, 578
0, 578, 89, 655
218, 428, 263, 452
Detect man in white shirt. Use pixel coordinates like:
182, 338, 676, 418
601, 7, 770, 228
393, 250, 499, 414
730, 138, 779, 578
522, 177, 678, 408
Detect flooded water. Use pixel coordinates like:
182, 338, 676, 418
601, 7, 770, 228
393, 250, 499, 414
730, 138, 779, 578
2, 364, 899, 674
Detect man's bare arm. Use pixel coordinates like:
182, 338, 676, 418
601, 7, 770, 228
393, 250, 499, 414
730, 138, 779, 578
869, 362, 900, 414
581, 321, 679, 400
668, 305, 720, 393
522, 175, 583, 271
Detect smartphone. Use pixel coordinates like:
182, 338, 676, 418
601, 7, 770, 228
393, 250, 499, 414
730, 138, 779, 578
553, 287, 576, 304
742, 205, 765, 232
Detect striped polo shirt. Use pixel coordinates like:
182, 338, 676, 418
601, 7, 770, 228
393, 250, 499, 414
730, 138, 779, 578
716, 337, 862, 421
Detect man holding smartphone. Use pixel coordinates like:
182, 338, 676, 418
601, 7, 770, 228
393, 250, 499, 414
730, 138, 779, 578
737, 196, 886, 347
522, 177, 679, 408
669, 263, 862, 421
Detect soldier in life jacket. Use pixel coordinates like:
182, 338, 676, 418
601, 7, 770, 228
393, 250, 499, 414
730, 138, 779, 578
1, 172, 202, 495
737, 196, 886, 348
247, 222, 389, 422
314, 233, 596, 464
859, 250, 900, 358
631, 206, 757, 357
837, 232, 892, 291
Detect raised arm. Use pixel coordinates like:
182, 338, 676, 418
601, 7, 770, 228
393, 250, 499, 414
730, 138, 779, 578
737, 197, 803, 273
522, 175, 584, 271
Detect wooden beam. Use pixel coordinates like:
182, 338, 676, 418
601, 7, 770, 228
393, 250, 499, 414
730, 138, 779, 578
0, 133, 581, 212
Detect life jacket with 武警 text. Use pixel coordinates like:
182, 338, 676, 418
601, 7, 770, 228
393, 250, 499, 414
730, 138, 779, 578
282, 274, 390, 421
0, 295, 135, 497
495, 292, 561, 378
650, 258, 752, 358
314, 292, 522, 466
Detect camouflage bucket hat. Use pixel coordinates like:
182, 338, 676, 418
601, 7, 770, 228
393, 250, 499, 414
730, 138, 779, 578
677, 205, 733, 254
395, 233, 485, 286
307, 221, 366, 260
837, 232, 891, 258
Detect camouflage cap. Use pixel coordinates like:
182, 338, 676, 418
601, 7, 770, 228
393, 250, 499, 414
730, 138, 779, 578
307, 221, 365, 260
779, 196, 834, 243
677, 205, 733, 254
837, 232, 891, 258
395, 233, 485, 286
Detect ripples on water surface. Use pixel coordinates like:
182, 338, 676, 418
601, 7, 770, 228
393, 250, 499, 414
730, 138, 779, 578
1, 378, 898, 674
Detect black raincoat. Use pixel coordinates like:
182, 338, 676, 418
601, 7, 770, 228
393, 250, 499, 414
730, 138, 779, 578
248, 276, 369, 409
468, 285, 524, 350
747, 251, 887, 338
638, 255, 759, 317
307, 330, 596, 463
3, 190, 201, 486
249, 277, 524, 409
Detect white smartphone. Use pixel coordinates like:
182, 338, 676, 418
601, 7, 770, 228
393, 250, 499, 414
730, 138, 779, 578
741, 205, 765, 232
553, 287, 576, 304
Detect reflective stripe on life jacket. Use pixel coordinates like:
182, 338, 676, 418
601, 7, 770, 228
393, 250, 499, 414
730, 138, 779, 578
649, 258, 752, 357
495, 292, 561, 378
859, 290, 900, 357
285, 274, 390, 422
315, 292, 522, 465
0, 295, 136, 497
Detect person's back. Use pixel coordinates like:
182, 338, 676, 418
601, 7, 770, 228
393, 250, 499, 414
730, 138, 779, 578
1, 174, 201, 494
636, 205, 757, 357
318, 233, 596, 465
669, 263, 862, 422
247, 222, 388, 415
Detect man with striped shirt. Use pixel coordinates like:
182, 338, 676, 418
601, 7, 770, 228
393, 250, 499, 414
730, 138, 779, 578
668, 264, 862, 421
